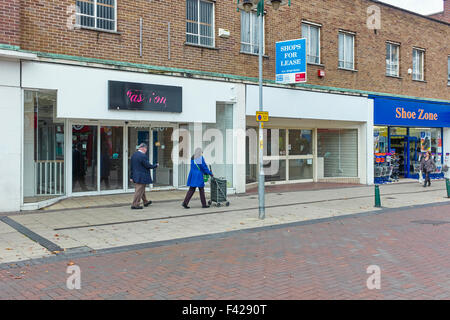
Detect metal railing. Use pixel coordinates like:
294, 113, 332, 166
35, 160, 65, 195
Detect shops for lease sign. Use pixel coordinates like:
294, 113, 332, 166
275, 38, 307, 84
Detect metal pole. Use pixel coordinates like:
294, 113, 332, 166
258, 1, 265, 219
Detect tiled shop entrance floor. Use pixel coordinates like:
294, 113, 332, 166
2, 180, 450, 265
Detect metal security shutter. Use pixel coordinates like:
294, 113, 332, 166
318, 129, 358, 177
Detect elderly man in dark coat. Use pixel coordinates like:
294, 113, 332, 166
130, 143, 158, 209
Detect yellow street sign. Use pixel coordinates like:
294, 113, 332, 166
256, 111, 269, 122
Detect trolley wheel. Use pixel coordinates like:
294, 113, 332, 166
225, 201, 230, 207
208, 200, 212, 205
216, 202, 221, 207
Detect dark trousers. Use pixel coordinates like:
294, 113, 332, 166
424, 170, 431, 186
183, 187, 206, 206
132, 183, 148, 207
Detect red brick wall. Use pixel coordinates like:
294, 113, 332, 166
0, 0, 20, 46
9, 0, 450, 100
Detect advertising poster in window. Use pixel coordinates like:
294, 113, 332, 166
420, 131, 431, 152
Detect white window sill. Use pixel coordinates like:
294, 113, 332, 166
412, 79, 427, 83
338, 67, 358, 72
239, 51, 269, 58
308, 62, 324, 67
78, 25, 121, 35
386, 74, 402, 79
185, 42, 218, 50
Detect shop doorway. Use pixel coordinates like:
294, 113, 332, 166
71, 123, 176, 196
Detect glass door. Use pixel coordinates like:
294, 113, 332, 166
72, 125, 98, 192
127, 126, 150, 190
100, 126, 124, 191
151, 127, 174, 187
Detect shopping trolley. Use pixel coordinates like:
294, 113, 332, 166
208, 176, 230, 207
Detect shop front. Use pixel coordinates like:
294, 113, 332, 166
371, 95, 450, 182
245, 85, 374, 186
15, 61, 246, 211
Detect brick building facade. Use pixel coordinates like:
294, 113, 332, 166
0, 0, 449, 212
0, 0, 448, 100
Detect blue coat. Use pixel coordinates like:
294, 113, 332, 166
130, 151, 157, 184
187, 156, 213, 188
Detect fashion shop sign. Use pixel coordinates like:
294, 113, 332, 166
372, 96, 450, 128
108, 81, 182, 113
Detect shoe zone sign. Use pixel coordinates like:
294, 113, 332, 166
276, 38, 307, 84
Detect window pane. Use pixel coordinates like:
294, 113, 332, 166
186, 0, 198, 22
23, 91, 66, 203
100, 126, 123, 191
72, 125, 98, 192
338, 33, 345, 67
289, 130, 312, 155
265, 129, 286, 156
264, 160, 286, 182
318, 129, 358, 178
289, 159, 313, 180
345, 34, 354, 69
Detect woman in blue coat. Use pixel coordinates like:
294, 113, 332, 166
182, 148, 213, 209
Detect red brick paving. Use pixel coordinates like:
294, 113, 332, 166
0, 204, 449, 300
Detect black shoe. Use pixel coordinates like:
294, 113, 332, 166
182, 203, 190, 209
144, 201, 152, 207
131, 206, 143, 210
202, 205, 210, 208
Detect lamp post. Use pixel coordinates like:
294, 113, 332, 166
237, 0, 289, 219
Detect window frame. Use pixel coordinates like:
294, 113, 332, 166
412, 47, 425, 81
75, 0, 117, 32
386, 42, 400, 77
240, 10, 265, 55
186, 0, 216, 48
338, 31, 356, 71
301, 21, 321, 65
447, 56, 450, 85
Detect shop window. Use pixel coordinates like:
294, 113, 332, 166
374, 126, 388, 154
181, 104, 233, 188
318, 129, 358, 178
76, 0, 116, 31
289, 129, 312, 155
23, 91, 65, 203
186, 0, 214, 47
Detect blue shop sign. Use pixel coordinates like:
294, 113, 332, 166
371, 96, 450, 128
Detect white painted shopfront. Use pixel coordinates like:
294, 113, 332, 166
245, 85, 374, 186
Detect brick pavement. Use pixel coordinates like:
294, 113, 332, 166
0, 202, 449, 300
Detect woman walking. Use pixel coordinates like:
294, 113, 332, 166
182, 148, 213, 209
420, 151, 436, 187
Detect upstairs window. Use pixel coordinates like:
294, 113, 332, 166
302, 22, 321, 64
412, 48, 425, 81
241, 11, 264, 54
338, 31, 355, 70
186, 0, 215, 47
386, 42, 400, 77
447, 56, 450, 85
76, 0, 116, 31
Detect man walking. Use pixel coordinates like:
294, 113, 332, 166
130, 143, 158, 209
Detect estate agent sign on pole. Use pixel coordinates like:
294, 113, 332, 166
276, 38, 307, 84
